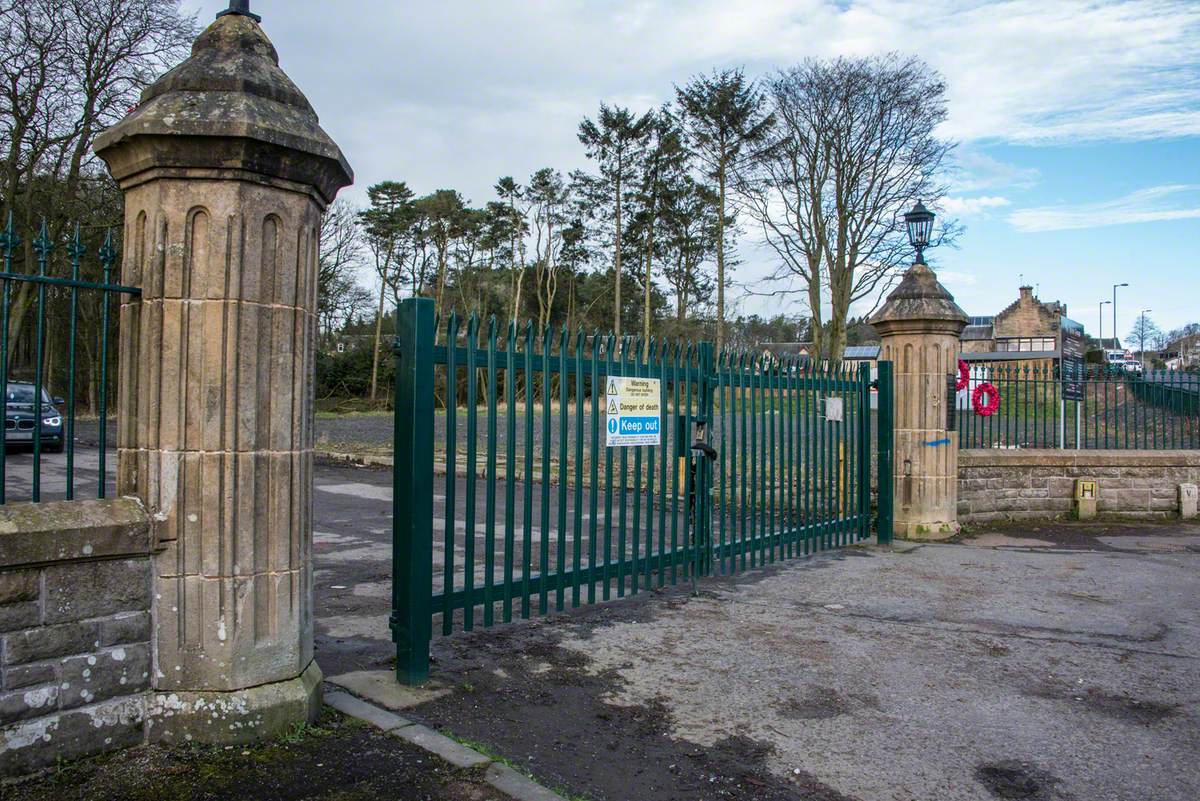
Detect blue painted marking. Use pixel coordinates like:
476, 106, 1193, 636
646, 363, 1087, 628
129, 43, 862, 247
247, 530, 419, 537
924, 438, 952, 447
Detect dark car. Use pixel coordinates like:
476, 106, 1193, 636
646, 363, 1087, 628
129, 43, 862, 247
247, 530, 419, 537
5, 382, 64, 452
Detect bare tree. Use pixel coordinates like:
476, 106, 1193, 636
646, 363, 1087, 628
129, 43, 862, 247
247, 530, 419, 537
739, 55, 956, 363
318, 199, 369, 338
527, 167, 568, 332
0, 0, 194, 361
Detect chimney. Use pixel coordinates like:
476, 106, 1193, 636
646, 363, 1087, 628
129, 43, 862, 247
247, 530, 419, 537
1019, 286, 1033, 302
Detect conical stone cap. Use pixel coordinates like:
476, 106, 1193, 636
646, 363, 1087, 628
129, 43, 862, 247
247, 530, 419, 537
870, 262, 968, 335
94, 13, 352, 204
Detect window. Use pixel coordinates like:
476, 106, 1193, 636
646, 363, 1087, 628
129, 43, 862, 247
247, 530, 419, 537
5, 386, 52, 404
996, 337, 1055, 353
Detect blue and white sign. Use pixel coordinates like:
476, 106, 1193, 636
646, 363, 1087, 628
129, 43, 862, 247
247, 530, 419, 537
605, 376, 662, 447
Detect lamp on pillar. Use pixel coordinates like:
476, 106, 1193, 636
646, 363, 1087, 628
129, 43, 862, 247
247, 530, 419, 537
903, 200, 935, 264
870, 200, 967, 541
217, 0, 261, 22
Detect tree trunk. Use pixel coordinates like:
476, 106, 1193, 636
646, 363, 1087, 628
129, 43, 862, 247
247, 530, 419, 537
434, 244, 447, 322
807, 261, 823, 366
613, 170, 622, 343
369, 267, 387, 400
716, 168, 726, 353
642, 213, 653, 359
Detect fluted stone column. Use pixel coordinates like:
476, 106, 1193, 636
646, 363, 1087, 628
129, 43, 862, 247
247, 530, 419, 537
870, 262, 968, 540
94, 9, 352, 741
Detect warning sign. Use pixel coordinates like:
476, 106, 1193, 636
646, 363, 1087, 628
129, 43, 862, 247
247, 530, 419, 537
605, 376, 662, 447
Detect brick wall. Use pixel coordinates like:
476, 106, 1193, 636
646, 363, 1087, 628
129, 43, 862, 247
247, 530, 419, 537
0, 498, 152, 776
959, 450, 1200, 524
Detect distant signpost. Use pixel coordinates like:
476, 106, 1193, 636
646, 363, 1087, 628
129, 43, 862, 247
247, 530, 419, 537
1061, 327, 1085, 403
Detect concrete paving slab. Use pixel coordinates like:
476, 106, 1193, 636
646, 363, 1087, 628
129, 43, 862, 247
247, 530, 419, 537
327, 669, 452, 710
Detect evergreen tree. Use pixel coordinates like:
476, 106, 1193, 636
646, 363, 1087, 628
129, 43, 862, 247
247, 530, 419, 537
358, 181, 414, 399
577, 104, 653, 341
676, 69, 774, 352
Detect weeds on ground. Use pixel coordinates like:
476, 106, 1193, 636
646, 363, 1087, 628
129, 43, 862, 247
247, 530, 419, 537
440, 730, 594, 801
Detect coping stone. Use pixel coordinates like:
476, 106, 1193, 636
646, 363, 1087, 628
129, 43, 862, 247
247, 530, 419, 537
0, 498, 151, 570
323, 690, 411, 731
390, 723, 492, 769
321, 687, 568, 800
485, 763, 569, 801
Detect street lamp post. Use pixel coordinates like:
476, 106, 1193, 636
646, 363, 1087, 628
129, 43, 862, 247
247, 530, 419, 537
903, 200, 935, 264
1113, 283, 1128, 352
1099, 300, 1111, 352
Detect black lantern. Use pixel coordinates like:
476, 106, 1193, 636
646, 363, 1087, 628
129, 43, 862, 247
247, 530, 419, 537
904, 200, 935, 264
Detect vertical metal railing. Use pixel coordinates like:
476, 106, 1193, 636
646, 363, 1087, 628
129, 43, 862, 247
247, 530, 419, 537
391, 296, 435, 684
957, 361, 1198, 450
876, 361, 895, 545
0, 218, 139, 505
391, 297, 883, 683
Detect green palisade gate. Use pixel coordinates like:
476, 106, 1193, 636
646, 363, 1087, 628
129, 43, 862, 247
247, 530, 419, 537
391, 296, 894, 684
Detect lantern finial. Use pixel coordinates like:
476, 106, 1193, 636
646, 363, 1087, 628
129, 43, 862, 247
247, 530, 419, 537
903, 200, 936, 264
217, 1, 260, 23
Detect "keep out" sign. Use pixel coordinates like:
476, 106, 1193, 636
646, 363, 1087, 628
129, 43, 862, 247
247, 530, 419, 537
605, 376, 662, 447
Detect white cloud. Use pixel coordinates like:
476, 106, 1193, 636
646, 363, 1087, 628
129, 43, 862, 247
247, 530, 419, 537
177, 0, 1200, 326
937, 270, 980, 288
953, 150, 1040, 193
181, 0, 1200, 209
940, 196, 1011, 217
1007, 185, 1200, 232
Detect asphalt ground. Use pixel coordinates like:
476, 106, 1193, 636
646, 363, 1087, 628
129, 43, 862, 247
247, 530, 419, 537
309, 462, 1200, 801
7, 443, 1198, 800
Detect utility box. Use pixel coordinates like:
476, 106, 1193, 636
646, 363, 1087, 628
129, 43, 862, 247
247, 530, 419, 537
1180, 484, 1198, 520
1073, 479, 1098, 520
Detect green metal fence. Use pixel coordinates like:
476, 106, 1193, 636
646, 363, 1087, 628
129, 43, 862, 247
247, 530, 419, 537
958, 363, 1200, 450
390, 297, 893, 683
0, 217, 137, 504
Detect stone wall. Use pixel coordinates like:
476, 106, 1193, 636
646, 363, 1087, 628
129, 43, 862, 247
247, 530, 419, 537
992, 286, 1063, 340
0, 499, 153, 775
959, 450, 1200, 524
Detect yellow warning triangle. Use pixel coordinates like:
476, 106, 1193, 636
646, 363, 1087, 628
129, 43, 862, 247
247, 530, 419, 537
607, 380, 618, 396
607, 399, 619, 415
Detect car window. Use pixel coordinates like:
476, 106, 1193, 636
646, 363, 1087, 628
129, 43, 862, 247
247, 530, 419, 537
5, 386, 51, 404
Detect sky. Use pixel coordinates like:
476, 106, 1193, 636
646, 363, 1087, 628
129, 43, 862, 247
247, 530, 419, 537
185, 0, 1200, 342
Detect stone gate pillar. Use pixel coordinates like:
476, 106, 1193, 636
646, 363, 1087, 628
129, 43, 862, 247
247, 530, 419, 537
94, 6, 352, 741
870, 262, 967, 540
